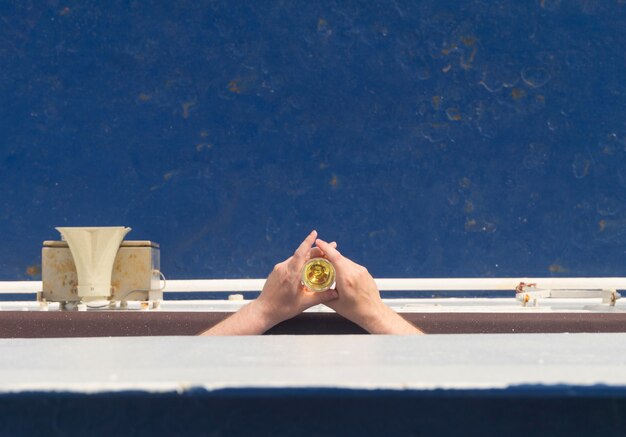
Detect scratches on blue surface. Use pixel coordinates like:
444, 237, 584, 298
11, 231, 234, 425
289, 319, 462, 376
0, 1, 625, 282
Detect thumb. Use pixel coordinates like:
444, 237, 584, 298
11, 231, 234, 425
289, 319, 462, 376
310, 288, 339, 305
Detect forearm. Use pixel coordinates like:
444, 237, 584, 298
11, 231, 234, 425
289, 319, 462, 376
199, 300, 276, 336
361, 304, 424, 335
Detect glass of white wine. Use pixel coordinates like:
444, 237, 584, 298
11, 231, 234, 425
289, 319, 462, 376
301, 257, 335, 292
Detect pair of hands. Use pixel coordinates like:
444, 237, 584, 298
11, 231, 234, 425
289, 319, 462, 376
202, 230, 422, 335
257, 229, 390, 331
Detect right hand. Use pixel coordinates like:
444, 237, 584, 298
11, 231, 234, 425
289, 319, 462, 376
314, 239, 388, 330
315, 238, 423, 335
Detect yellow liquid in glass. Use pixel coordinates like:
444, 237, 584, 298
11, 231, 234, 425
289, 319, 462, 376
301, 258, 335, 292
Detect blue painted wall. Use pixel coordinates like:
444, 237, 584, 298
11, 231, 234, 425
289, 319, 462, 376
1, 1, 625, 281
3, 388, 626, 437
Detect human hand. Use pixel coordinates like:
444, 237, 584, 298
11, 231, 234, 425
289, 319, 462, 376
254, 230, 339, 328
315, 239, 423, 335
200, 231, 338, 336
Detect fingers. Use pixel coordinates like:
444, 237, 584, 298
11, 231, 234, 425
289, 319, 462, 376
307, 241, 338, 260
308, 247, 324, 259
315, 238, 343, 264
292, 230, 318, 264
308, 288, 339, 305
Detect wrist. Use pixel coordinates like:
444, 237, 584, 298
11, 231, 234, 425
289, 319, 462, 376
359, 301, 392, 334
248, 298, 282, 332
363, 302, 421, 335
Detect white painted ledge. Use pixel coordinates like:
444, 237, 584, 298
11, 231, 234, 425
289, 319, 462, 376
1, 334, 626, 394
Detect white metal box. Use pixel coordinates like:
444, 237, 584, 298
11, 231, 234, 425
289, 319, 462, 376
41, 240, 161, 306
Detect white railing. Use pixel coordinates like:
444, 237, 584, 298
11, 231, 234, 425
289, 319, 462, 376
2, 277, 626, 294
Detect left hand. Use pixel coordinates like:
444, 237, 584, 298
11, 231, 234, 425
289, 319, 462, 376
254, 230, 339, 327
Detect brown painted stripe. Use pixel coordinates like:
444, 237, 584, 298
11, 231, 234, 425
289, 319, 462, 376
2, 312, 626, 338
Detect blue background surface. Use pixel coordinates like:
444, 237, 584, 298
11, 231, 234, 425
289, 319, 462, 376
1, 1, 625, 281
2, 388, 626, 437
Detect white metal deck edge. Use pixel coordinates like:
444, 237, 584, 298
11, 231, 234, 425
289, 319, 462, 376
1, 334, 626, 394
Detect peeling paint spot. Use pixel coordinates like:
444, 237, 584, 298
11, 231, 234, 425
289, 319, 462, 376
460, 47, 478, 70
464, 201, 474, 213
548, 264, 567, 273
163, 171, 176, 181
26, 264, 41, 277
461, 36, 476, 46
511, 88, 526, 100
196, 143, 213, 152
319, 162, 329, 170
59, 7, 71, 16
446, 107, 462, 121
459, 177, 472, 189
182, 101, 196, 119
432, 95, 442, 110
329, 174, 338, 187
138, 93, 151, 102
228, 80, 241, 94
599, 219, 607, 232
317, 18, 332, 37
465, 219, 496, 233
441, 43, 458, 56
200, 131, 209, 138
465, 219, 477, 231
442, 64, 452, 73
